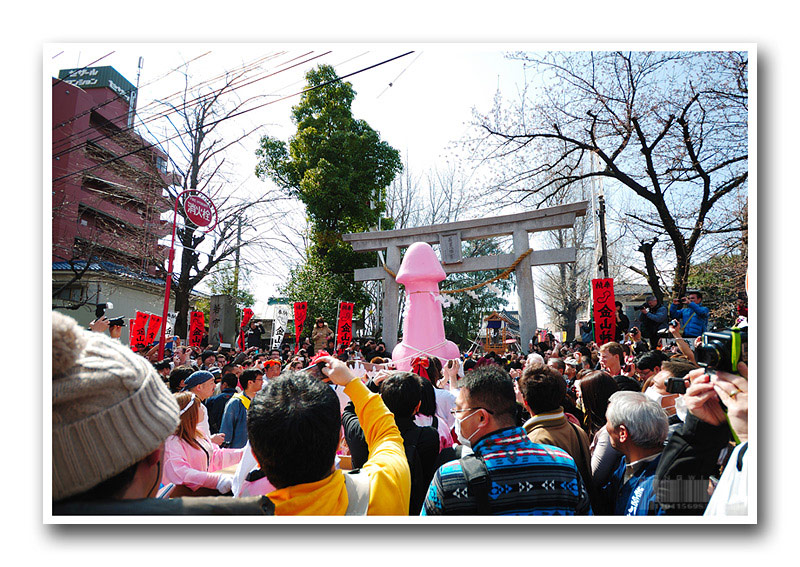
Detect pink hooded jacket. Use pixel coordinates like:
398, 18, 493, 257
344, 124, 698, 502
162, 434, 244, 491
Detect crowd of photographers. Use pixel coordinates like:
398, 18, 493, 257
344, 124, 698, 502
51, 291, 749, 517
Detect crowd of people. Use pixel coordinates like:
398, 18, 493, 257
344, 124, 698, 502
51, 294, 749, 517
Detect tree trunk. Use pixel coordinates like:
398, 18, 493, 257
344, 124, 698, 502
638, 239, 663, 304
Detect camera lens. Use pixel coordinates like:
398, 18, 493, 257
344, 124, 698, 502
696, 345, 720, 370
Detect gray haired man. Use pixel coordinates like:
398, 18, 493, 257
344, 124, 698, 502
600, 391, 669, 515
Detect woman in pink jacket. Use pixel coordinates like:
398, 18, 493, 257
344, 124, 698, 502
162, 392, 244, 494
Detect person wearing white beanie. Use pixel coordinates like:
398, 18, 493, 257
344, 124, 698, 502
51, 312, 272, 515
52, 311, 181, 507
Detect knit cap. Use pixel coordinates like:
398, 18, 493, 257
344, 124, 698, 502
52, 311, 180, 501
182, 370, 214, 390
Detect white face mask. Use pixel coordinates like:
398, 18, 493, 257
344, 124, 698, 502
644, 386, 664, 404
674, 395, 688, 422
454, 410, 481, 448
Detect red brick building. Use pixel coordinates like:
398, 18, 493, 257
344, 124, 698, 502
52, 66, 182, 328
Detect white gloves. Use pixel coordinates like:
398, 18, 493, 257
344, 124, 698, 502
216, 474, 235, 494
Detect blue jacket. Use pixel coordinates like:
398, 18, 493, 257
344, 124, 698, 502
603, 453, 665, 516
669, 302, 709, 337
639, 303, 669, 339
205, 388, 237, 434
219, 394, 250, 449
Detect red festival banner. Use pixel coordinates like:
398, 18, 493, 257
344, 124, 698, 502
188, 311, 205, 347
335, 301, 355, 348
145, 313, 163, 346
238, 307, 254, 351
130, 311, 149, 351
293, 301, 308, 354
591, 278, 616, 346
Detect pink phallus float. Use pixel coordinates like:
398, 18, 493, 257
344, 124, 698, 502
391, 242, 461, 370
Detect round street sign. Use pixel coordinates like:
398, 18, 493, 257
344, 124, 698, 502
183, 193, 216, 228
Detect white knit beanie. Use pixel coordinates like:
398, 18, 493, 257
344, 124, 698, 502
52, 311, 180, 501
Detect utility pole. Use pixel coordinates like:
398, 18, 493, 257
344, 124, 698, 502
127, 57, 143, 129
597, 193, 609, 279
233, 215, 242, 299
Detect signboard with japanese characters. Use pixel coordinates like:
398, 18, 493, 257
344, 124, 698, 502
57, 66, 137, 103
183, 194, 215, 227
188, 311, 205, 347
592, 278, 616, 346
294, 301, 308, 354
271, 303, 291, 350
130, 311, 149, 351
439, 232, 463, 264
209, 295, 236, 348
335, 301, 355, 348
164, 311, 177, 337
145, 313, 163, 346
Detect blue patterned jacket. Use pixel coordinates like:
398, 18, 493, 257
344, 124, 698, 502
604, 453, 665, 516
421, 427, 592, 515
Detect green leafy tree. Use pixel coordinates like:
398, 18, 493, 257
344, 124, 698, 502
255, 64, 402, 324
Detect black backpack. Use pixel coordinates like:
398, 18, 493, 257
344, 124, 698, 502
404, 426, 428, 515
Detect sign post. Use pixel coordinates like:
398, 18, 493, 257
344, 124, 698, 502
158, 190, 217, 360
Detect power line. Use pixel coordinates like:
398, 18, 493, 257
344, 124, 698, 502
52, 51, 414, 185
51, 51, 327, 162
51, 50, 214, 135
377, 50, 423, 99
51, 50, 289, 154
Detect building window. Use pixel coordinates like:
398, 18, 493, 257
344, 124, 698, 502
54, 284, 86, 304
156, 156, 168, 174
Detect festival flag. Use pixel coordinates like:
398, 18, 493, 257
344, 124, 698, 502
165, 311, 177, 337
238, 307, 254, 351
293, 301, 307, 354
130, 311, 149, 351
271, 303, 291, 350
188, 311, 205, 347
335, 301, 355, 348
145, 313, 163, 346
592, 278, 616, 346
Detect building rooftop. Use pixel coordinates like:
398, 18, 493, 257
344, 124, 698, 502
53, 260, 170, 287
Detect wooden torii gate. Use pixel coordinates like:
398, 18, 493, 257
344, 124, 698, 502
343, 201, 588, 355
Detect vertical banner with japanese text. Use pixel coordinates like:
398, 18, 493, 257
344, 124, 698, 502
238, 307, 254, 351
592, 278, 616, 346
188, 311, 205, 347
165, 311, 177, 337
293, 302, 307, 354
145, 313, 163, 346
271, 304, 291, 350
335, 301, 355, 348
130, 311, 149, 351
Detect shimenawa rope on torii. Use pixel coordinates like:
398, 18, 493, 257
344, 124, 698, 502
380, 247, 533, 295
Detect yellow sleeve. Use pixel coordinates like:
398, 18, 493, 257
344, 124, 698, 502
344, 379, 410, 515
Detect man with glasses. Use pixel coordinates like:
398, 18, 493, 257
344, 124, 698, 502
633, 351, 668, 385
421, 365, 592, 516
220, 368, 264, 449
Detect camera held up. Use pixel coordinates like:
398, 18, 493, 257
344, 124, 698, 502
695, 327, 747, 374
